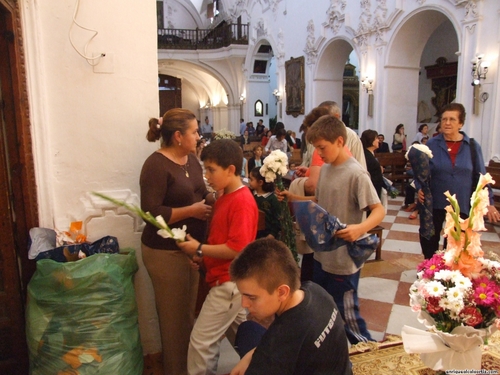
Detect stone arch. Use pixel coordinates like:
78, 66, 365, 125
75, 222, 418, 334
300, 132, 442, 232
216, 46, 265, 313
313, 37, 360, 127
384, 7, 460, 140
244, 37, 278, 123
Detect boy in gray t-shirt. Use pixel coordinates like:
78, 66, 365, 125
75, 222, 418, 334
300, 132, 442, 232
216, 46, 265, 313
281, 114, 384, 344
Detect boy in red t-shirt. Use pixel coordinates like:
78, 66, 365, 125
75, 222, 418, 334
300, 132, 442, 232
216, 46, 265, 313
178, 139, 258, 375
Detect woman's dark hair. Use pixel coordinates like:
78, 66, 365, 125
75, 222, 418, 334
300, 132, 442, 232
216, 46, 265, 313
440, 103, 466, 124
418, 123, 428, 132
361, 129, 378, 149
275, 128, 287, 139
274, 122, 285, 133
303, 106, 331, 129
395, 124, 404, 134
250, 167, 275, 193
147, 108, 196, 146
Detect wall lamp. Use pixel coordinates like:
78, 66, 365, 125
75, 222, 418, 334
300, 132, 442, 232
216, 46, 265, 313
471, 54, 490, 86
273, 89, 282, 104
361, 77, 374, 94
239, 94, 246, 104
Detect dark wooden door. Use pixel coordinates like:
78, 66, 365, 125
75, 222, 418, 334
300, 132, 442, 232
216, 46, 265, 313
0, 1, 39, 373
158, 74, 182, 115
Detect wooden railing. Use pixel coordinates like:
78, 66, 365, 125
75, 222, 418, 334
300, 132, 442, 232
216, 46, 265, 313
158, 23, 249, 50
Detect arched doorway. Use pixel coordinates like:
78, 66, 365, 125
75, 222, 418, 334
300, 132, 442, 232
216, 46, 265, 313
385, 9, 458, 141
314, 38, 359, 129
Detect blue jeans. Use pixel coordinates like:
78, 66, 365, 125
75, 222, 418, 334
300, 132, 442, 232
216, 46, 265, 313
313, 260, 374, 344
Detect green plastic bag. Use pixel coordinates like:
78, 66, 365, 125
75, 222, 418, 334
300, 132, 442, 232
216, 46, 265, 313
26, 251, 143, 375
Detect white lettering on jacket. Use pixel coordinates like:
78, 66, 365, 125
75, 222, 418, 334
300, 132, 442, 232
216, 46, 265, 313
314, 308, 338, 348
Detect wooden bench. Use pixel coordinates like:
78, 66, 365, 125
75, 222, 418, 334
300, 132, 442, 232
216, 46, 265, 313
486, 160, 500, 211
375, 152, 412, 196
367, 225, 383, 261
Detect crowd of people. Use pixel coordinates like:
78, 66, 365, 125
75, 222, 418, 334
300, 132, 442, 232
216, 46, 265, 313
139, 100, 499, 375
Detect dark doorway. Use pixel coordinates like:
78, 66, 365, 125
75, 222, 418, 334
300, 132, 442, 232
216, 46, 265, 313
0, 1, 39, 373
158, 74, 182, 115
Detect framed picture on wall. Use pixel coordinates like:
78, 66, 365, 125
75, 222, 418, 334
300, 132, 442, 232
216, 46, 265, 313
285, 56, 305, 118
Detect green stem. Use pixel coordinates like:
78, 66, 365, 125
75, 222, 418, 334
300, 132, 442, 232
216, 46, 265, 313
92, 192, 176, 238
275, 177, 299, 264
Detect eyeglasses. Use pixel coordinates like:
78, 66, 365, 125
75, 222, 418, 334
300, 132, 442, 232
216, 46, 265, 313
440, 117, 459, 123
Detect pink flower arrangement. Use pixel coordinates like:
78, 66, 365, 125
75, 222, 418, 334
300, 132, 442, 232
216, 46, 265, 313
409, 173, 500, 334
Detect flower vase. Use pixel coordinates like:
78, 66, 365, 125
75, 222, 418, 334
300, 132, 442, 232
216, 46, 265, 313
275, 175, 298, 263
402, 311, 496, 371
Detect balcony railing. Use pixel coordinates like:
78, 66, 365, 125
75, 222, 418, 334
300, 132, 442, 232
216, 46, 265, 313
158, 23, 248, 50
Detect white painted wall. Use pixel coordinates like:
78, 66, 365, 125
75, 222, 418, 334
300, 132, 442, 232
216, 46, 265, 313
22, 0, 162, 354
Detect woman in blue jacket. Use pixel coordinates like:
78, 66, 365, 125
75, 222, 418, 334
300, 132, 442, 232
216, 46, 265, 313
417, 103, 499, 259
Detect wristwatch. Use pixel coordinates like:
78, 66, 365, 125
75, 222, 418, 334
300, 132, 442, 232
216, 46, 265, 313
196, 243, 204, 258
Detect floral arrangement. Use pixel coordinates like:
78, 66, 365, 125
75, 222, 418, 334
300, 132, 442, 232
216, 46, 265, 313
408, 173, 500, 334
213, 128, 236, 140
260, 150, 298, 262
402, 173, 499, 371
92, 192, 186, 241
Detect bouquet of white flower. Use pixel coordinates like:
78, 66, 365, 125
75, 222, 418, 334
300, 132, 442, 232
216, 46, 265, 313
260, 150, 298, 262
213, 128, 236, 140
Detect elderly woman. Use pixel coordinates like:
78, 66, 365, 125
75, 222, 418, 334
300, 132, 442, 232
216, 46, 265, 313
418, 103, 499, 259
141, 108, 214, 375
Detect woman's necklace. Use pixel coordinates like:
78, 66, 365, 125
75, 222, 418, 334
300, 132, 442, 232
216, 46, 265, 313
159, 149, 190, 177
445, 139, 462, 152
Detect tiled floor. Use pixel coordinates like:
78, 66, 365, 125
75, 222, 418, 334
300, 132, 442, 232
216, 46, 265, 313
145, 196, 500, 375
215, 196, 500, 374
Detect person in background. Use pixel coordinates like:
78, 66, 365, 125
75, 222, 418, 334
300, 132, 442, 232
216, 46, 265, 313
392, 124, 406, 152
247, 145, 264, 176
361, 129, 384, 198
201, 116, 213, 138
261, 130, 272, 147
285, 130, 297, 150
264, 128, 287, 154
374, 134, 390, 153
247, 122, 256, 136
177, 139, 259, 375
140, 108, 214, 375
239, 119, 246, 136
248, 168, 281, 239
229, 238, 352, 375
412, 123, 429, 144
432, 123, 441, 137
255, 119, 265, 138
240, 130, 251, 148
417, 103, 499, 259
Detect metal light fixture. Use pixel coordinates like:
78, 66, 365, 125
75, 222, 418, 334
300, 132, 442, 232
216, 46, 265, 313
361, 76, 374, 94
272, 89, 282, 104
471, 54, 490, 86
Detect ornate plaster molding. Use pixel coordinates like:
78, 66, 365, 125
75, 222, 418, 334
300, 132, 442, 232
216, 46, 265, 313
304, 20, 318, 66
276, 28, 286, 65
165, 3, 178, 29
323, 0, 346, 35
252, 18, 268, 44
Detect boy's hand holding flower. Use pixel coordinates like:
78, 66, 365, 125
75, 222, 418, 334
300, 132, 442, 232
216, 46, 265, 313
176, 234, 202, 258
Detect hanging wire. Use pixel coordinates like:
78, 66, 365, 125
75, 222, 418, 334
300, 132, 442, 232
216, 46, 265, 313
68, 0, 105, 66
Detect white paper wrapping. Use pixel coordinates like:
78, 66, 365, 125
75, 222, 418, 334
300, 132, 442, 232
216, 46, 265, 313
401, 311, 498, 371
